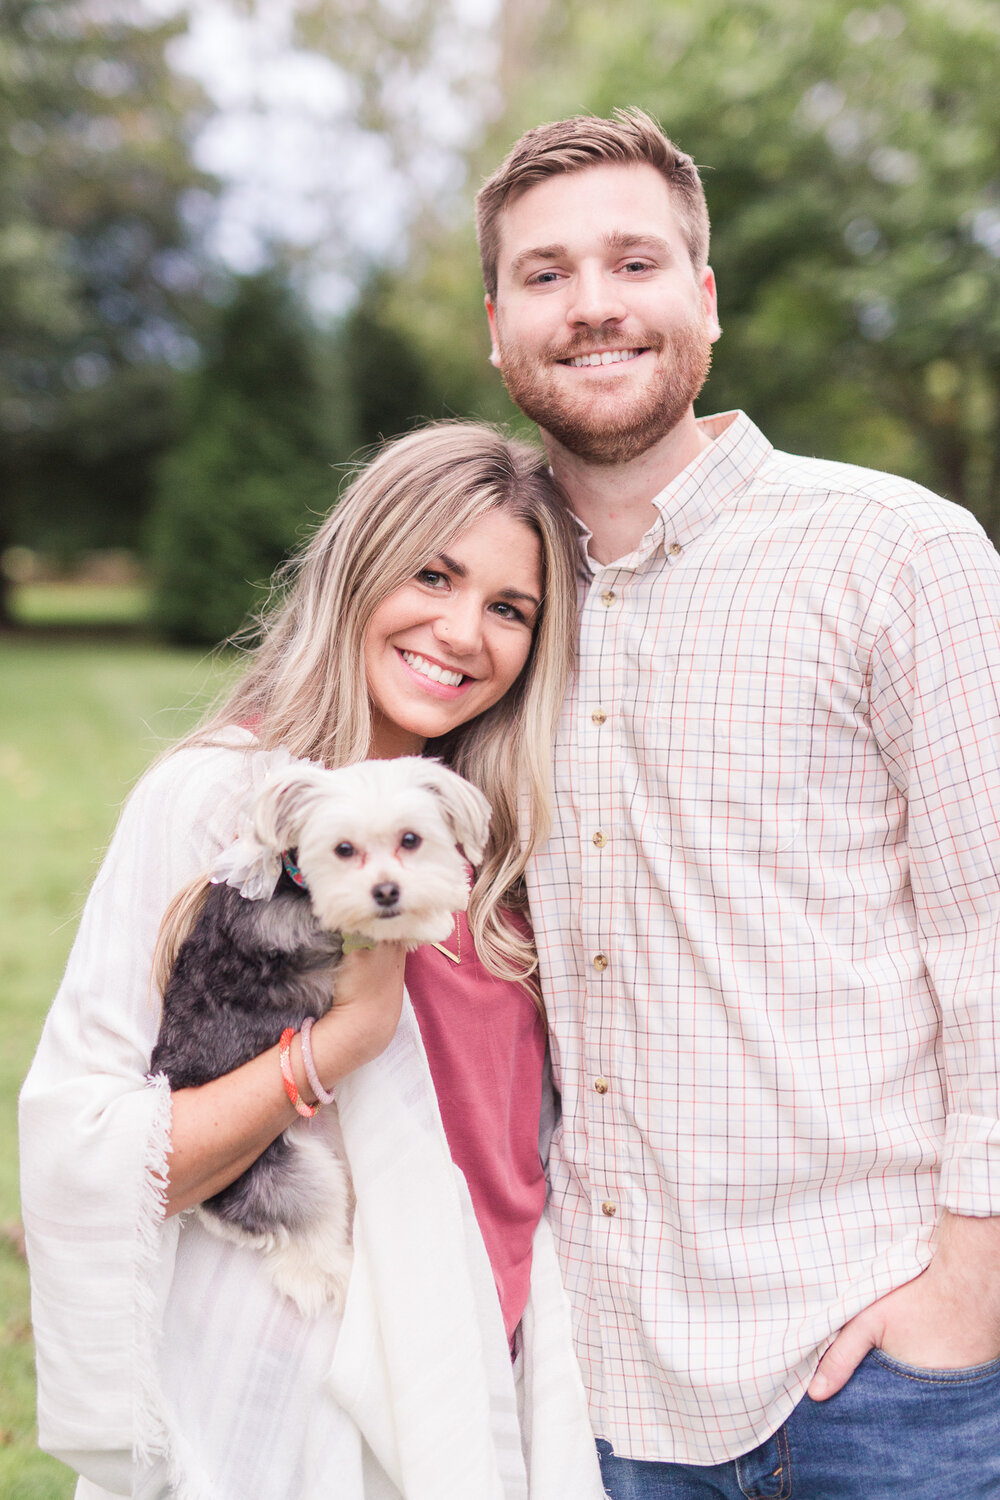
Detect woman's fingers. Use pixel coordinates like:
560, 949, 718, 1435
311, 941, 407, 1075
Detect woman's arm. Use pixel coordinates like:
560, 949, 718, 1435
164, 940, 407, 1213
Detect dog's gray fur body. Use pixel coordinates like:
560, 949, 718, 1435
150, 757, 492, 1314
151, 869, 343, 1237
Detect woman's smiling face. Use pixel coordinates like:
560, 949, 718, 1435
363, 508, 544, 758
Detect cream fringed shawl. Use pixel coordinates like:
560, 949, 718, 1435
19, 735, 604, 1500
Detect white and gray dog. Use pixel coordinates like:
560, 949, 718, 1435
150, 756, 491, 1315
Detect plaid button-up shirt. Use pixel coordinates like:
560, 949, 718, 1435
528, 410, 1000, 1463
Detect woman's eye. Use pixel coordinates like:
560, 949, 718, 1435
334, 842, 355, 859
416, 568, 446, 587
399, 832, 422, 850
491, 601, 528, 624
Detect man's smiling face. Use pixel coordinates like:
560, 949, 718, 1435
486, 162, 721, 466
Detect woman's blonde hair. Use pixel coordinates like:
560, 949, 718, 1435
178, 420, 581, 989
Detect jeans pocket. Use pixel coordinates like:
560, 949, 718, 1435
869, 1347, 1000, 1385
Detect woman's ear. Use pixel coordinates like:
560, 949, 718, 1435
413, 760, 492, 864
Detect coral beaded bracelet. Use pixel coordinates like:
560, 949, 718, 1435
278, 1027, 317, 1117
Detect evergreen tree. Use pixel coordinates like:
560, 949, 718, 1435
148, 271, 332, 645
0, 0, 212, 623
340, 273, 437, 451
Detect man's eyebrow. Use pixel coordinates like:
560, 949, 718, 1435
508, 244, 568, 278
508, 234, 675, 279
602, 230, 674, 258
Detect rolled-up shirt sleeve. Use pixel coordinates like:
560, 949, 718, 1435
868, 530, 1000, 1215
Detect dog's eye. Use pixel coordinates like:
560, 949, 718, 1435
399, 832, 422, 851
334, 842, 356, 859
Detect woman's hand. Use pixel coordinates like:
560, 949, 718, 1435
308, 940, 407, 1081
163, 942, 406, 1217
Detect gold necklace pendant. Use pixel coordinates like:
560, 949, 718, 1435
430, 917, 461, 964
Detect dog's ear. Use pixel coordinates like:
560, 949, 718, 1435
410, 760, 492, 865
253, 765, 333, 852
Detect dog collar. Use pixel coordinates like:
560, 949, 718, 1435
280, 851, 374, 953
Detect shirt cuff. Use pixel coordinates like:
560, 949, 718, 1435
937, 1113, 1000, 1216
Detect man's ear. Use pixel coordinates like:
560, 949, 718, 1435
701, 267, 722, 344
485, 294, 502, 368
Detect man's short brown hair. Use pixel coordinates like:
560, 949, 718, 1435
476, 107, 710, 300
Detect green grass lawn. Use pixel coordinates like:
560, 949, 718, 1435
11, 582, 152, 628
0, 636, 234, 1497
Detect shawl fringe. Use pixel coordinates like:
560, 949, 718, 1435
134, 1074, 172, 1470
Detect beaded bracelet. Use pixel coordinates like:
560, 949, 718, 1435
278, 1027, 317, 1117
300, 1016, 337, 1106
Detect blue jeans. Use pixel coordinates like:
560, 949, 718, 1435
597, 1350, 1000, 1498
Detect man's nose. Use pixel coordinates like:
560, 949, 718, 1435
566, 265, 627, 330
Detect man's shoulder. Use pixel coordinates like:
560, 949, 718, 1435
754, 444, 986, 550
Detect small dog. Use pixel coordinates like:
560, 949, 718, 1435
150, 756, 491, 1315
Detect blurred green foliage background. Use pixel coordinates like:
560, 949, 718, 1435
2, 0, 999, 1487
3, 0, 1000, 643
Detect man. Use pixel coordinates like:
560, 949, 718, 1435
476, 108, 1000, 1497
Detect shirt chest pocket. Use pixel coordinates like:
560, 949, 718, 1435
623, 662, 809, 857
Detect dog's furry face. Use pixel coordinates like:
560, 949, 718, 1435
252, 757, 491, 944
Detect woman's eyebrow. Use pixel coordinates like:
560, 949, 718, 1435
501, 588, 542, 610
436, 555, 541, 611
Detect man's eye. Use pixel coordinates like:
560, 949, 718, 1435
399, 832, 422, 850
334, 842, 355, 859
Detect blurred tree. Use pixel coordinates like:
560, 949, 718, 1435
0, 0, 212, 623
340, 272, 438, 451
292, 0, 497, 190
148, 270, 332, 645
390, 0, 1000, 541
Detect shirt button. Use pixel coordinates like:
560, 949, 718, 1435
600, 590, 616, 607
594, 1077, 609, 1094
593, 952, 609, 972
601, 1201, 617, 1217
591, 709, 607, 725
592, 830, 607, 848
668, 542, 683, 556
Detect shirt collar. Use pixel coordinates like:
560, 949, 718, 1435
573, 410, 773, 571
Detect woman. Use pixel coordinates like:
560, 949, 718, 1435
19, 423, 604, 1500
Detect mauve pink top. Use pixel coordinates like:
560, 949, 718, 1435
404, 911, 547, 1343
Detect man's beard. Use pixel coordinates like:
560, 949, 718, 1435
496, 318, 713, 466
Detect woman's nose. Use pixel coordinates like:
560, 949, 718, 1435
434, 599, 482, 654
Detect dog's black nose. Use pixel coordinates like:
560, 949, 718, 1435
372, 882, 400, 909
